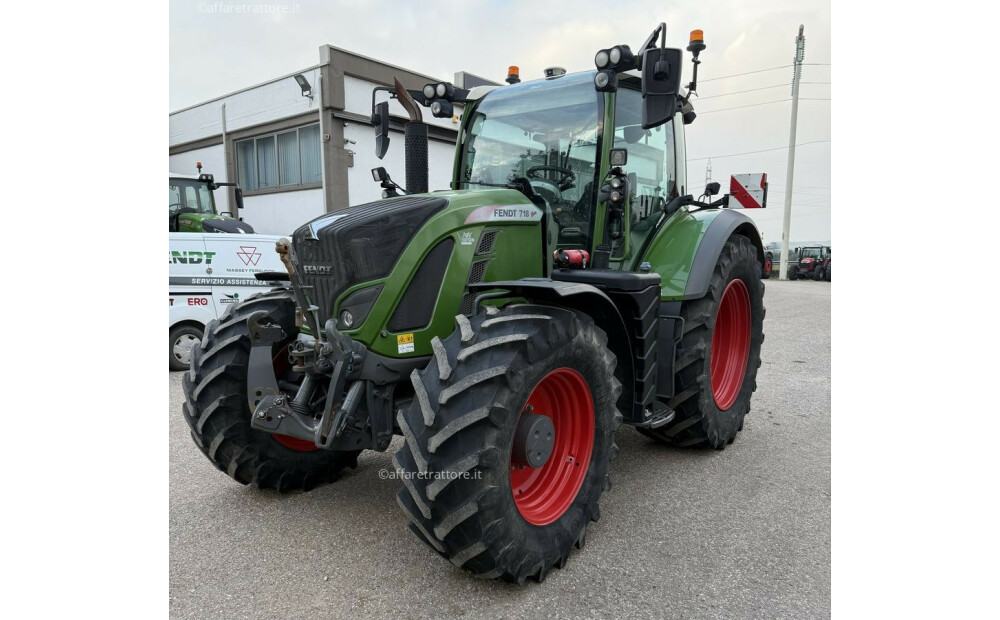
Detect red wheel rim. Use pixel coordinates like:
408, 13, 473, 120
711, 279, 751, 411
764, 257, 772, 273
269, 346, 318, 452
510, 368, 594, 526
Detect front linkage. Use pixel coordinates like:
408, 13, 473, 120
247, 239, 392, 453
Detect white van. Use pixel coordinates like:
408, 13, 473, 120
169, 232, 286, 370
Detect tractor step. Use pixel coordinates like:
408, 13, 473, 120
629, 404, 676, 429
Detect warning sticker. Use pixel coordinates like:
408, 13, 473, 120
397, 333, 415, 354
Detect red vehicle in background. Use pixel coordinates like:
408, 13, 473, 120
788, 246, 830, 281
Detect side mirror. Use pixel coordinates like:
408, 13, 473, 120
234, 187, 245, 211
372, 101, 390, 160
640, 47, 682, 129
704, 182, 720, 197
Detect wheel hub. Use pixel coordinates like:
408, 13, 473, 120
172, 334, 199, 365
511, 411, 556, 469
510, 368, 594, 526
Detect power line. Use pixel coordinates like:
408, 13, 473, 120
697, 83, 790, 99
798, 98, 831, 101
688, 140, 830, 162
699, 65, 792, 83
699, 99, 791, 114
699, 81, 831, 100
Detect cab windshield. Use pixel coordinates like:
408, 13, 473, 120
458, 72, 602, 250
169, 178, 217, 216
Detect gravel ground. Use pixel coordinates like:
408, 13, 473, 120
169, 278, 831, 619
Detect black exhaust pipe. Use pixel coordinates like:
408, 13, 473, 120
404, 123, 429, 194
393, 78, 430, 195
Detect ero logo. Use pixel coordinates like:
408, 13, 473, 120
169, 251, 216, 265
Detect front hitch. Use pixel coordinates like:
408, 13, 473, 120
247, 312, 367, 450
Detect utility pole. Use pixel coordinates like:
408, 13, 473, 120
779, 25, 806, 280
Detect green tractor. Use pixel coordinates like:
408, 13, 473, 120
168, 164, 253, 233
182, 24, 765, 583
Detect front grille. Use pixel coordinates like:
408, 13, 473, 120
476, 230, 498, 254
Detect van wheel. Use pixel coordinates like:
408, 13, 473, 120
170, 325, 203, 371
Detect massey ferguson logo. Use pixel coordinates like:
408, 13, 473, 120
236, 246, 261, 266
303, 264, 332, 275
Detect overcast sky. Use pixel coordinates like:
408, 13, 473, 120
170, 0, 830, 242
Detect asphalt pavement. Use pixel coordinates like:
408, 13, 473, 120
169, 278, 831, 619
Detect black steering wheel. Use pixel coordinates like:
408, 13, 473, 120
525, 165, 576, 190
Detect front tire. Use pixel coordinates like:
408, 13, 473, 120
394, 305, 622, 583
181, 288, 360, 491
640, 234, 765, 448
788, 264, 799, 280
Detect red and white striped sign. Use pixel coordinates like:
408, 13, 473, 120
729, 173, 768, 209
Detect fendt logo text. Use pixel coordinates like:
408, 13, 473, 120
170, 251, 216, 265
303, 265, 332, 275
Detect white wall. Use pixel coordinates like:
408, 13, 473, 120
344, 121, 458, 206
169, 144, 229, 213
241, 189, 325, 236
171, 66, 462, 232
170, 68, 322, 146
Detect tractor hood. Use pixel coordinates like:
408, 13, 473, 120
291, 195, 449, 322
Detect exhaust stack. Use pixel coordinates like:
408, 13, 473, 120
393, 78, 429, 194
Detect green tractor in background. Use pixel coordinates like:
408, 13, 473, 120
182, 23, 766, 583
168, 163, 253, 233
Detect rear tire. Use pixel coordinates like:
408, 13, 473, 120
181, 288, 360, 491
639, 234, 764, 449
169, 324, 203, 371
394, 305, 622, 583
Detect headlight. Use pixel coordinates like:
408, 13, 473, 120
340, 309, 354, 328
595, 72, 610, 88
595, 50, 609, 68
423, 84, 435, 99
609, 46, 622, 65
435, 83, 446, 97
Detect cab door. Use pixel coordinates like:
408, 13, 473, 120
609, 85, 678, 268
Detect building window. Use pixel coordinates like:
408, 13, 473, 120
235, 123, 321, 191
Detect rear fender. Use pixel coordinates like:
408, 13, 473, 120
638, 208, 764, 300
683, 209, 764, 299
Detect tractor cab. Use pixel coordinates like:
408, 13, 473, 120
168, 166, 254, 234
455, 70, 689, 271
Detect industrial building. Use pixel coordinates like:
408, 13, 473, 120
169, 47, 496, 235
